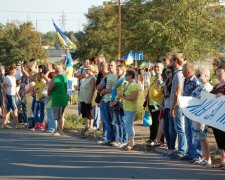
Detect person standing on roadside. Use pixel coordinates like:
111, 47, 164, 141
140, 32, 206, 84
43, 63, 57, 133
79, 65, 96, 131
2, 65, 24, 129
210, 65, 225, 169
48, 64, 69, 136
119, 69, 139, 151
146, 62, 164, 146
170, 53, 187, 159
74, 58, 89, 115
97, 60, 117, 145
182, 63, 201, 161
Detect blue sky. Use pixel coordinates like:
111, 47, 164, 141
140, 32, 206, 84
0, 0, 109, 33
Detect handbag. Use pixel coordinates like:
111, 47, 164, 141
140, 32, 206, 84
95, 92, 102, 103
143, 109, 152, 127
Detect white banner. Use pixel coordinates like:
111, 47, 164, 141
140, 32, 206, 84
179, 91, 225, 132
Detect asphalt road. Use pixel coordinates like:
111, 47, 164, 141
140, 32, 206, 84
0, 129, 224, 180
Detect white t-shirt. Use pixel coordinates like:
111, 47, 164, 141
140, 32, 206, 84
24, 82, 35, 97
15, 69, 23, 80
3, 75, 17, 96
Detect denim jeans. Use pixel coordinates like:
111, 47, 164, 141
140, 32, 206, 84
185, 117, 201, 158
163, 108, 177, 150
100, 100, 114, 141
124, 111, 136, 137
34, 101, 45, 123
45, 98, 57, 132
93, 105, 101, 129
112, 111, 128, 143
173, 106, 187, 155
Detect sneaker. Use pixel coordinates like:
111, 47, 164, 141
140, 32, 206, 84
112, 141, 121, 147
2, 124, 12, 129
118, 142, 128, 148
201, 160, 212, 166
190, 157, 202, 163
180, 156, 192, 161
170, 152, 185, 160
53, 132, 61, 136
44, 130, 55, 134
97, 140, 104, 144
146, 140, 155, 147
97, 139, 109, 145
39, 127, 45, 131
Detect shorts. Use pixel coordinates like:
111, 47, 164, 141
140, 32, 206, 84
53, 106, 66, 121
6, 95, 17, 112
192, 127, 208, 140
80, 102, 92, 119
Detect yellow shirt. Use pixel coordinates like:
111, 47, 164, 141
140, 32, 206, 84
123, 81, 139, 112
35, 80, 46, 101
148, 76, 163, 105
116, 81, 125, 101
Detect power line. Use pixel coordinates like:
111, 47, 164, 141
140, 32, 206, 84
59, 12, 68, 31
0, 9, 82, 14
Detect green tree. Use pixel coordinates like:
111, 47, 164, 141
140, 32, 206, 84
129, 0, 225, 61
76, 0, 225, 62
0, 22, 47, 66
41, 31, 61, 49
76, 2, 118, 60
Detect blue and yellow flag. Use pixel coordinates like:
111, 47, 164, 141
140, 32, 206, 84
53, 20, 76, 49
121, 51, 134, 65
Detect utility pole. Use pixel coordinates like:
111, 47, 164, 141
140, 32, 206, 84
118, 0, 121, 60
59, 11, 67, 31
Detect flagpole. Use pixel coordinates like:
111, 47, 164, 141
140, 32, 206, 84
118, 0, 121, 60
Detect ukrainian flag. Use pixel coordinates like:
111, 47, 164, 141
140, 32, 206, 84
121, 51, 134, 65
53, 20, 76, 49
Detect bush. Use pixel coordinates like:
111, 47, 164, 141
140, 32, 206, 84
64, 114, 83, 130
71, 93, 78, 105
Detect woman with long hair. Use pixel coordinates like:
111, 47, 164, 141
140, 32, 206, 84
2, 65, 23, 128
162, 66, 177, 156
210, 65, 225, 169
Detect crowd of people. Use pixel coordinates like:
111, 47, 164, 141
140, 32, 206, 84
0, 50, 225, 169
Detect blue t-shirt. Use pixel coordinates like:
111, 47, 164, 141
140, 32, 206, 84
65, 53, 73, 68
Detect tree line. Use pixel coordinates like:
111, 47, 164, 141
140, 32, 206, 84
0, 0, 225, 65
